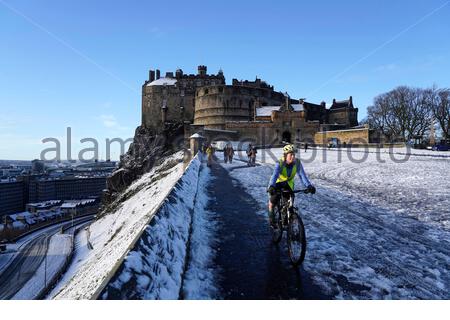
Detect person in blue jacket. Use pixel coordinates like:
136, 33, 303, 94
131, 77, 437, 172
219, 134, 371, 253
267, 144, 316, 227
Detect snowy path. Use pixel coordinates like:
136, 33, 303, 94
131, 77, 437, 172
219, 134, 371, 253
208, 161, 328, 299
224, 149, 450, 299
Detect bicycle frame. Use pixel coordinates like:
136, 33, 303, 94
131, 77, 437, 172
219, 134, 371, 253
277, 189, 308, 224
271, 188, 310, 266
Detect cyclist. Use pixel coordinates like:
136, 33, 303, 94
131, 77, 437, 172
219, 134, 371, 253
246, 143, 253, 165
267, 144, 316, 228
206, 144, 214, 167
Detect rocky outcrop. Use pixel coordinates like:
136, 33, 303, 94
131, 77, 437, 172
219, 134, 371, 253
104, 122, 185, 203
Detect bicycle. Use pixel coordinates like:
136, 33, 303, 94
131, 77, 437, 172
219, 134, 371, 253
270, 189, 310, 266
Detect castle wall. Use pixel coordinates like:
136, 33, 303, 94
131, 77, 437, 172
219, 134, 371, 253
314, 127, 369, 145
142, 85, 196, 130
225, 116, 320, 145
327, 108, 358, 127
194, 85, 285, 129
142, 69, 225, 131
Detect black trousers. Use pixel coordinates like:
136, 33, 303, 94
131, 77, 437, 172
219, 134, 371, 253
269, 181, 293, 206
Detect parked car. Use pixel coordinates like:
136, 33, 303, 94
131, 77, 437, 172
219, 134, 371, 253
432, 144, 449, 151
432, 139, 450, 151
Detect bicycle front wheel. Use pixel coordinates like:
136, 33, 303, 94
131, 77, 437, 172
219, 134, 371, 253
287, 212, 306, 266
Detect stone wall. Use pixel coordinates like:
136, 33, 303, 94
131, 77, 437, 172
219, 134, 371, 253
142, 85, 196, 131
142, 68, 225, 131
194, 85, 285, 129
314, 127, 370, 145
327, 107, 359, 127
225, 116, 320, 145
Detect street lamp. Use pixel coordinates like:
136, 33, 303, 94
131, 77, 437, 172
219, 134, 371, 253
44, 233, 48, 288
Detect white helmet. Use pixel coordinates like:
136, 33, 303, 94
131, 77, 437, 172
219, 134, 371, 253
283, 144, 296, 154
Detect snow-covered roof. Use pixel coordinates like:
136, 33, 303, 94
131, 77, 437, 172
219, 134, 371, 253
291, 104, 304, 112
61, 199, 97, 209
190, 133, 205, 139
256, 106, 280, 117
27, 200, 61, 208
146, 77, 177, 86
12, 221, 27, 229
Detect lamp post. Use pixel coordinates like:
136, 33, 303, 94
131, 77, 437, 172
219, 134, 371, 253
44, 233, 48, 288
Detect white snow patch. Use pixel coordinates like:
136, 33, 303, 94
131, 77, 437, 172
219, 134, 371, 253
146, 77, 177, 86
52, 152, 185, 299
100, 154, 218, 299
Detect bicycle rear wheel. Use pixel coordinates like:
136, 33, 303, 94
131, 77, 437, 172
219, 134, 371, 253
271, 206, 283, 244
287, 212, 306, 266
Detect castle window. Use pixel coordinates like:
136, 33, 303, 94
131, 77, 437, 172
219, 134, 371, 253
204, 89, 209, 95
219, 87, 224, 93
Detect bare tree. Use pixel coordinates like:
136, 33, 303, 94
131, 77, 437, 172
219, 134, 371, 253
429, 87, 450, 140
368, 86, 435, 142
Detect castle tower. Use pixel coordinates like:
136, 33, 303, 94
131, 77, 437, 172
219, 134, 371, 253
149, 70, 155, 82
198, 65, 207, 77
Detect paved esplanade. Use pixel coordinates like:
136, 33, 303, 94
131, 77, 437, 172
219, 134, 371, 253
208, 160, 328, 299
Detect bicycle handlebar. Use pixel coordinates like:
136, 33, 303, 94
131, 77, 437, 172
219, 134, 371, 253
292, 189, 310, 194
277, 189, 311, 194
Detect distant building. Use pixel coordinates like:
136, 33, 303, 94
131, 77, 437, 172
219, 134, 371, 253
0, 174, 107, 218
31, 159, 45, 173
0, 181, 25, 217
27, 177, 106, 203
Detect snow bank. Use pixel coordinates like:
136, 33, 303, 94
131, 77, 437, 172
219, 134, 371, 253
53, 152, 186, 299
100, 154, 218, 299
13, 234, 72, 300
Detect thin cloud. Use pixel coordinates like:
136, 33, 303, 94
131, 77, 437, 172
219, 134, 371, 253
374, 63, 398, 72
98, 114, 130, 131
148, 27, 166, 39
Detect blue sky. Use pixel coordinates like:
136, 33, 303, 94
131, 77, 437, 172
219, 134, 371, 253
1, 0, 449, 160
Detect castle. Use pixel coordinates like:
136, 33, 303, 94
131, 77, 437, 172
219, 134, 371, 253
142, 65, 372, 146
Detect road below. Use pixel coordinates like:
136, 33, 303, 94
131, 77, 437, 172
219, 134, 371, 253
0, 216, 94, 300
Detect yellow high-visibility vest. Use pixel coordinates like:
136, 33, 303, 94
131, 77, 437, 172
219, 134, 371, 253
275, 158, 297, 190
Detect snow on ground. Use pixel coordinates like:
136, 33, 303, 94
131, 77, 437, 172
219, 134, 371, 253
100, 155, 218, 299
52, 152, 186, 299
180, 162, 218, 299
226, 147, 450, 299
13, 233, 72, 299
47, 224, 93, 298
